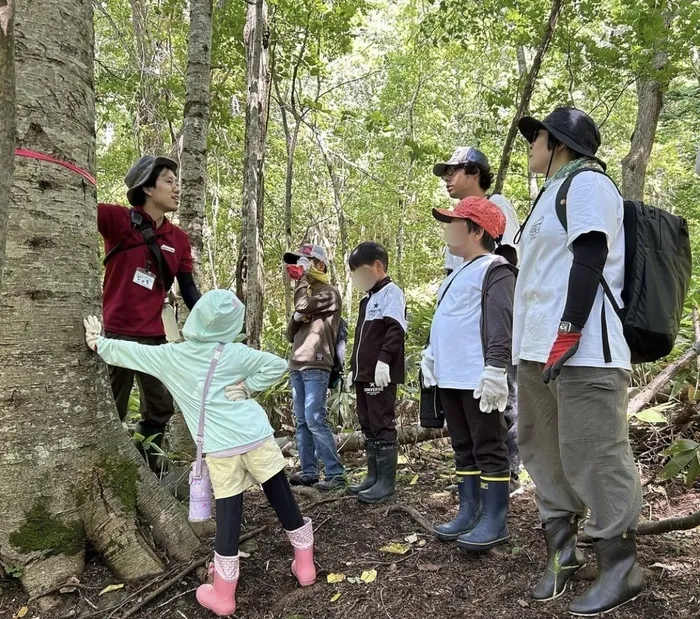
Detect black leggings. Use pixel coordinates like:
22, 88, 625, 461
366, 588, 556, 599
215, 470, 305, 556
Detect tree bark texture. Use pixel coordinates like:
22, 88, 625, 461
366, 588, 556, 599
0, 0, 199, 595
180, 0, 213, 272
493, 0, 564, 195
621, 49, 670, 202
241, 0, 269, 349
0, 0, 14, 294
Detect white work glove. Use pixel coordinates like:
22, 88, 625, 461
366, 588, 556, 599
225, 381, 251, 402
420, 347, 437, 388
374, 361, 391, 390
83, 316, 102, 351
293, 311, 310, 323
474, 366, 508, 414
297, 256, 311, 272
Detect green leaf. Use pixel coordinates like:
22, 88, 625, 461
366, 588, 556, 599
658, 450, 698, 482
685, 452, 700, 487
662, 438, 699, 458
635, 409, 668, 424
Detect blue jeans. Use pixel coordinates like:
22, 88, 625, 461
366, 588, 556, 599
290, 369, 345, 479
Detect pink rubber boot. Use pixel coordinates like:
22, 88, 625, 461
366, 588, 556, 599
196, 553, 238, 616
285, 517, 316, 586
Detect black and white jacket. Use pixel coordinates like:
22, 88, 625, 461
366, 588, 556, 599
350, 277, 407, 384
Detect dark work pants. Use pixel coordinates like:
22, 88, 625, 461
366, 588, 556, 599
440, 388, 509, 474
215, 471, 305, 555
105, 331, 174, 425
355, 382, 397, 443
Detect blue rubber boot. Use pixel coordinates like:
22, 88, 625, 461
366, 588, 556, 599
457, 472, 510, 551
433, 469, 481, 541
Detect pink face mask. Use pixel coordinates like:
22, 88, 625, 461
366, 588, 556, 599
286, 265, 305, 280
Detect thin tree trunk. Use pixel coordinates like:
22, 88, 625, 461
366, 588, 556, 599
0, 0, 199, 595
129, 0, 163, 154
621, 49, 670, 201
180, 0, 213, 272
240, 0, 269, 349
0, 0, 14, 294
493, 0, 564, 195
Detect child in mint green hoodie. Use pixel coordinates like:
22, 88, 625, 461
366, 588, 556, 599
84, 289, 316, 617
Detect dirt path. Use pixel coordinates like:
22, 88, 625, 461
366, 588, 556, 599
2, 466, 699, 619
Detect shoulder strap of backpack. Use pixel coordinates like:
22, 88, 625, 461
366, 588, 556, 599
555, 168, 611, 231
555, 168, 622, 364
102, 209, 174, 290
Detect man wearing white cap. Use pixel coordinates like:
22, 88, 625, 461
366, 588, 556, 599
284, 244, 346, 492
433, 147, 522, 495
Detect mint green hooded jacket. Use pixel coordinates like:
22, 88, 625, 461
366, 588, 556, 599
95, 289, 287, 454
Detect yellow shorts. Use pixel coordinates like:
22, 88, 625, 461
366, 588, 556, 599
206, 439, 287, 499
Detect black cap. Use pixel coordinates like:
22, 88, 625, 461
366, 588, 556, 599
125, 156, 178, 206
433, 147, 490, 177
518, 107, 606, 170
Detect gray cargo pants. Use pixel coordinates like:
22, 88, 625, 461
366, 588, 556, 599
517, 361, 642, 540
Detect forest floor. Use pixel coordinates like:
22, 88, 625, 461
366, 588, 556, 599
2, 448, 700, 619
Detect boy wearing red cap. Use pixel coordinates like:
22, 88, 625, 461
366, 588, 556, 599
421, 196, 516, 551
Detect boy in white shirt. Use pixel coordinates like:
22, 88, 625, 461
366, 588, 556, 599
421, 197, 516, 552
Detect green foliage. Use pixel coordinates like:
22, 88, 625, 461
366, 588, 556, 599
9, 502, 85, 556
659, 439, 700, 486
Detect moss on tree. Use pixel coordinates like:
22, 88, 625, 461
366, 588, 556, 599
9, 502, 84, 556
98, 455, 139, 513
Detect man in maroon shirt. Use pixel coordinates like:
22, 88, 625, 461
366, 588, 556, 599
99, 155, 201, 470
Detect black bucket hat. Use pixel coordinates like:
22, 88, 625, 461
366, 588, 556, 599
518, 107, 606, 170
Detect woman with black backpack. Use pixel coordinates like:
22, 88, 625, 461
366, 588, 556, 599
513, 107, 643, 616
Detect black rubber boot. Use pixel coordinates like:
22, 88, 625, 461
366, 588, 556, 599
568, 532, 644, 616
348, 440, 377, 495
133, 420, 167, 473
289, 472, 319, 486
433, 470, 481, 541
357, 442, 397, 504
531, 516, 586, 601
456, 472, 510, 551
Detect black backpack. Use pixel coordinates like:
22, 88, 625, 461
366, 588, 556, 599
328, 317, 348, 390
556, 169, 692, 364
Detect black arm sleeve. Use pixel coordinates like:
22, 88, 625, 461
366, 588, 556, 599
561, 231, 609, 330
177, 271, 201, 310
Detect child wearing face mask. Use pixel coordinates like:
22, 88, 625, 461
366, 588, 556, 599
421, 196, 516, 553
347, 242, 407, 504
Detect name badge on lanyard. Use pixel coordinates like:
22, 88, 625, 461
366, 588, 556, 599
133, 267, 156, 290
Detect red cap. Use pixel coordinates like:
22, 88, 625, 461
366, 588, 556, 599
432, 196, 506, 239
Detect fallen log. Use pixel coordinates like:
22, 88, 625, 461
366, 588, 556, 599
275, 425, 448, 456
627, 341, 700, 417
579, 509, 700, 543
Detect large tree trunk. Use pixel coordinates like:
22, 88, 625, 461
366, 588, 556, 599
240, 0, 269, 349
493, 0, 564, 195
0, 0, 13, 294
179, 0, 213, 271
621, 48, 670, 201
0, 0, 200, 596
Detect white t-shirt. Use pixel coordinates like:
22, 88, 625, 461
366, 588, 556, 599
444, 194, 520, 271
431, 254, 498, 389
512, 171, 631, 370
